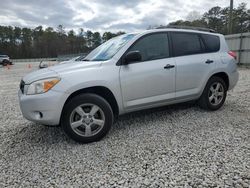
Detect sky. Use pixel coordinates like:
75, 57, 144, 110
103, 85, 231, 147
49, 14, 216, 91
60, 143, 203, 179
0, 0, 249, 33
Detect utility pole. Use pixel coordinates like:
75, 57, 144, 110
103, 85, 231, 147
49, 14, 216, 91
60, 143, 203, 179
229, 0, 234, 34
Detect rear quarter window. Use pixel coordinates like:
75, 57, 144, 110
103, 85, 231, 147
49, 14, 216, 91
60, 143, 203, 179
201, 34, 220, 52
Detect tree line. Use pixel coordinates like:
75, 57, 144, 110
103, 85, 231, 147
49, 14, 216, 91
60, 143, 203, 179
0, 25, 125, 59
0, 3, 249, 59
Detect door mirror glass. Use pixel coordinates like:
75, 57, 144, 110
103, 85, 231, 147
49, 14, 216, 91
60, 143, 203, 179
124, 51, 142, 64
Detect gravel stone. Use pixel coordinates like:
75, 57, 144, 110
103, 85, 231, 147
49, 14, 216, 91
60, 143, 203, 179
242, 182, 250, 188
0, 63, 250, 187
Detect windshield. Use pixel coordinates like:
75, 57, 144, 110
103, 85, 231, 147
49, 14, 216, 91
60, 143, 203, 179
84, 33, 136, 61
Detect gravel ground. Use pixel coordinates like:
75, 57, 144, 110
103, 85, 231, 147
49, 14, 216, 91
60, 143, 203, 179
0, 63, 249, 187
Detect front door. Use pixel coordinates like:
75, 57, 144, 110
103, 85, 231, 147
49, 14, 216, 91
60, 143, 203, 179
119, 33, 176, 111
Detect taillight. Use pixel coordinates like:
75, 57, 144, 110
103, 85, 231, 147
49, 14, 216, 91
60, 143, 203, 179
228, 51, 237, 60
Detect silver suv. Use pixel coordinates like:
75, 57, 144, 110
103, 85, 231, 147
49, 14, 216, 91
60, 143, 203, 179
19, 28, 239, 143
0, 55, 12, 66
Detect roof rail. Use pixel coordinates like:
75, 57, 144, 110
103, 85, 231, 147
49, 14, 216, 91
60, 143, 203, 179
156, 25, 216, 33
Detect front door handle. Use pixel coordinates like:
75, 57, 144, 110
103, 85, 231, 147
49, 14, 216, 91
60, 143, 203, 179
205, 59, 214, 64
164, 64, 175, 69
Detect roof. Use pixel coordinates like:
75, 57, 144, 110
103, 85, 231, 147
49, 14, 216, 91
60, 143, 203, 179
156, 25, 216, 33
136, 27, 221, 37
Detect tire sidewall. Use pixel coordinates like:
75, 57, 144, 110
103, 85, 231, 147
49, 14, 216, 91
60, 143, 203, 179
61, 93, 114, 143
3, 60, 8, 66
203, 77, 227, 110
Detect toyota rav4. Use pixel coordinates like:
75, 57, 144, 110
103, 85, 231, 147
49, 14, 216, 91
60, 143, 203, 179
19, 28, 239, 143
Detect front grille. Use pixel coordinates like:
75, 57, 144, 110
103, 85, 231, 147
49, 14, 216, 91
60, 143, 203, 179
20, 80, 25, 93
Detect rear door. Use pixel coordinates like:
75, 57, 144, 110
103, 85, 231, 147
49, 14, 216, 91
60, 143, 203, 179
170, 32, 218, 99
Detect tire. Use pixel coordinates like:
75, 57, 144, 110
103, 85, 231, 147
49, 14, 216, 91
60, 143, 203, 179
198, 76, 227, 111
2, 59, 11, 66
61, 93, 114, 143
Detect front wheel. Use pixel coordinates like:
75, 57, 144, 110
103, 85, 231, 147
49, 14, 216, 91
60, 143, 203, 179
198, 76, 227, 111
61, 94, 114, 143
2, 59, 10, 66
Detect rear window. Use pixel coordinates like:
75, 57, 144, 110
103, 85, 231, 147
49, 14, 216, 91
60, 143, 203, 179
171, 32, 203, 56
201, 34, 220, 52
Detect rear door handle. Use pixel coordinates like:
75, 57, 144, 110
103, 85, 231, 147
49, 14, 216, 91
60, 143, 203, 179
164, 64, 175, 69
205, 59, 214, 64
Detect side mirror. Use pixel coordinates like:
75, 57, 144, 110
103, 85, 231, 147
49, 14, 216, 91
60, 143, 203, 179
39, 61, 48, 69
124, 51, 142, 64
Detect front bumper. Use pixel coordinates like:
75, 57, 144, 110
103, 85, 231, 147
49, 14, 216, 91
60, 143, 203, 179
18, 89, 68, 126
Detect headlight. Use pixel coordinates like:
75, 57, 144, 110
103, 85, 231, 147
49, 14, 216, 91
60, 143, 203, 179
26, 77, 60, 95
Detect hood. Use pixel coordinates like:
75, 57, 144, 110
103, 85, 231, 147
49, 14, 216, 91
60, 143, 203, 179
22, 61, 102, 84
22, 68, 59, 84
59, 56, 81, 64
59, 60, 72, 64
48, 60, 102, 75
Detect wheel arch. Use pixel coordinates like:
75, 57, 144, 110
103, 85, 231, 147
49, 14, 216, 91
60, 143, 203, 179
209, 72, 229, 90
62, 86, 119, 119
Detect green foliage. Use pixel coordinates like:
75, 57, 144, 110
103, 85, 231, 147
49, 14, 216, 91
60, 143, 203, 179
169, 3, 250, 34
0, 25, 125, 58
102, 31, 125, 42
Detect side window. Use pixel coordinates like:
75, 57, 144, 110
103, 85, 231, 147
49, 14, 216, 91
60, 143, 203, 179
171, 32, 203, 56
201, 34, 220, 52
128, 33, 170, 61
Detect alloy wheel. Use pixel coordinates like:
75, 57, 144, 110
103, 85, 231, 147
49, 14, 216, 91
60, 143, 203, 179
208, 82, 224, 106
69, 103, 105, 137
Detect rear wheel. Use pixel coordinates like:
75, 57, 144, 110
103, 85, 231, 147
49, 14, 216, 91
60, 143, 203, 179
61, 93, 114, 143
198, 76, 227, 111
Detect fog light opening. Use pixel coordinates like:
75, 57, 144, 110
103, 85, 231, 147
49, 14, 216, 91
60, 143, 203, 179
34, 111, 43, 119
